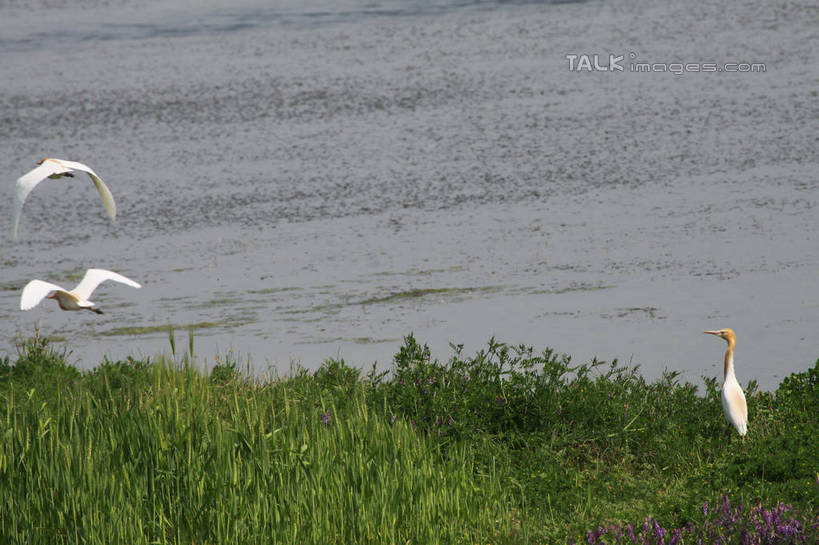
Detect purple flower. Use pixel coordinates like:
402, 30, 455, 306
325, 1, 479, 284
764, 510, 774, 528
576, 496, 819, 545
321, 411, 332, 426
626, 524, 636, 543
653, 520, 663, 534
703, 502, 709, 516
669, 529, 681, 545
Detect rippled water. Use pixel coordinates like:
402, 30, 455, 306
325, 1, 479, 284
0, 0, 816, 389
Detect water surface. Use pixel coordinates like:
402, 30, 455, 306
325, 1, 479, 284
0, 0, 816, 390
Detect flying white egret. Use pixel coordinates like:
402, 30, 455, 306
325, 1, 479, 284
20, 269, 140, 315
704, 328, 748, 436
12, 158, 116, 239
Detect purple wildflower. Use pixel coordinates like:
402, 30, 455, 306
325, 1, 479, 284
576, 496, 819, 545
777, 524, 793, 537
627, 524, 636, 543
321, 410, 332, 426
669, 529, 681, 545
653, 520, 666, 544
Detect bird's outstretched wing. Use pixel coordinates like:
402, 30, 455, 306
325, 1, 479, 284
53, 159, 116, 221
20, 280, 67, 310
72, 268, 141, 300
12, 160, 70, 239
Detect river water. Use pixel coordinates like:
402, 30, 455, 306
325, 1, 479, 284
0, 0, 816, 390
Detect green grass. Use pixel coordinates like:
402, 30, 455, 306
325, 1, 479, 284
0, 334, 816, 544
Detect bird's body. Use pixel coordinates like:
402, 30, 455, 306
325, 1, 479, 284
20, 269, 140, 315
705, 328, 748, 436
12, 158, 116, 239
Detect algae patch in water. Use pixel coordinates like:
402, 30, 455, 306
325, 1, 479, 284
100, 321, 230, 337
357, 286, 504, 306
280, 285, 506, 318
604, 307, 665, 320
530, 283, 613, 295
301, 336, 401, 345
247, 286, 302, 295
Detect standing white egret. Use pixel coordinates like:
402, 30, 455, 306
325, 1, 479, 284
704, 328, 748, 436
12, 158, 116, 239
20, 269, 140, 315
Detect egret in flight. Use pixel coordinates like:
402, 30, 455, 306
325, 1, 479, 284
12, 158, 116, 239
704, 328, 748, 436
20, 269, 140, 315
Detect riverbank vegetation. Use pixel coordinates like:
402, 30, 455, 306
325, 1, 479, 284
0, 333, 816, 544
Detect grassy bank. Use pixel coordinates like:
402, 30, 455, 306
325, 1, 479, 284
0, 334, 816, 544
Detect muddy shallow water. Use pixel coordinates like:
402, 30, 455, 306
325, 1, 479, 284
0, 0, 816, 390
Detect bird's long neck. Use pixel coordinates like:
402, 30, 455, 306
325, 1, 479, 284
723, 340, 736, 380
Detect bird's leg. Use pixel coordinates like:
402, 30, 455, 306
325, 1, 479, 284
89, 308, 104, 315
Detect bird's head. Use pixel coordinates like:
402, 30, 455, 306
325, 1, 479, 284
704, 328, 736, 345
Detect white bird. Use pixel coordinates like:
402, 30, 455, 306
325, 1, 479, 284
12, 158, 116, 239
20, 269, 140, 315
704, 328, 748, 436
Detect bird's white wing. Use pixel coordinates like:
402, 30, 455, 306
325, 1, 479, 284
20, 280, 66, 310
53, 159, 116, 220
72, 268, 141, 300
12, 161, 70, 239
724, 385, 748, 435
